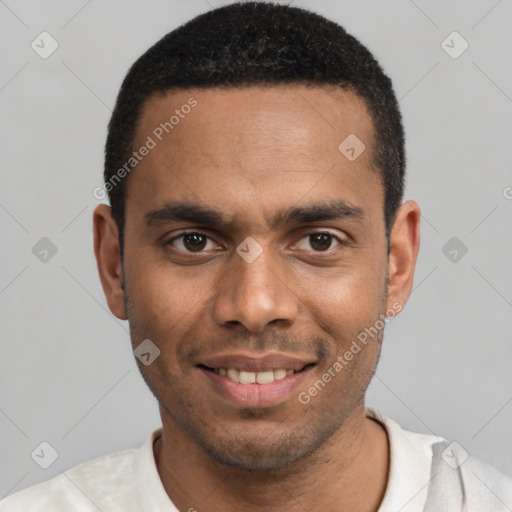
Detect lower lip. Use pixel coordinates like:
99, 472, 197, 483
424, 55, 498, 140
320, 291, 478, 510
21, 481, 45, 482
198, 366, 314, 408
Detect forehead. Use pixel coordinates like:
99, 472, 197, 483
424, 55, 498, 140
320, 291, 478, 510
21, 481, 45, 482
126, 85, 381, 224
135, 84, 373, 153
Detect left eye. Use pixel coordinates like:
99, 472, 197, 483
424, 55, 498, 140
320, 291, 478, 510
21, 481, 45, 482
295, 233, 341, 252
168, 232, 217, 252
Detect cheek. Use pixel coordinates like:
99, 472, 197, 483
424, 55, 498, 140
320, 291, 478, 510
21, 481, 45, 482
295, 261, 387, 338
125, 259, 220, 343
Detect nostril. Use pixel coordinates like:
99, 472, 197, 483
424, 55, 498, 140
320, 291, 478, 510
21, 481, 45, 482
268, 318, 292, 327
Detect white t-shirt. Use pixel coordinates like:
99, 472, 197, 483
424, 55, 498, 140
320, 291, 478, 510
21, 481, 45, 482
1, 408, 511, 511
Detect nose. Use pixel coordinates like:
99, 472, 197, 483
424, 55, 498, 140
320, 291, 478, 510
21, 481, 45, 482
211, 247, 300, 333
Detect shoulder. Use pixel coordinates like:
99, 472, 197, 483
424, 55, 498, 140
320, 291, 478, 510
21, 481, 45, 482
460, 454, 512, 511
0, 446, 138, 512
366, 407, 445, 511
425, 432, 512, 511
367, 408, 512, 511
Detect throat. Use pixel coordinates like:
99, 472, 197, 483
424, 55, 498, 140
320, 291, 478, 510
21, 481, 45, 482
152, 413, 390, 512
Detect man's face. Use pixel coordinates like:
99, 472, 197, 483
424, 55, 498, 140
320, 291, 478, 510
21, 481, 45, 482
120, 85, 392, 470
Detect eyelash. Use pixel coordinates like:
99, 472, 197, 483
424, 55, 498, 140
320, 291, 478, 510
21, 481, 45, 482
165, 230, 345, 255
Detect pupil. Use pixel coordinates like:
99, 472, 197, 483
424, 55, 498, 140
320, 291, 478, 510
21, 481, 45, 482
310, 233, 331, 251
184, 233, 207, 252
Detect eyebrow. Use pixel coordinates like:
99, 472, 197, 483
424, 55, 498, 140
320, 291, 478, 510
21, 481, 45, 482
272, 200, 365, 227
144, 199, 366, 229
145, 202, 229, 227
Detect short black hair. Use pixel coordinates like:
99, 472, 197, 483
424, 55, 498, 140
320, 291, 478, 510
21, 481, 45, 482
104, 1, 405, 255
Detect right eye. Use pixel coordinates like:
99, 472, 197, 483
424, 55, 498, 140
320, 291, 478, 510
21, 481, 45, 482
166, 231, 220, 253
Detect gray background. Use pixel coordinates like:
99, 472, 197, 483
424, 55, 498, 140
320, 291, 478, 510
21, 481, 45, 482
1, 0, 511, 499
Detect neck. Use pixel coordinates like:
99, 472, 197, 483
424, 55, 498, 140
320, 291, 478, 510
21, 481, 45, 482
153, 403, 389, 512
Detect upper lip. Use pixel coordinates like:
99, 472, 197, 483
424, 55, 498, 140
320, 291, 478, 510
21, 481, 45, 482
197, 351, 317, 372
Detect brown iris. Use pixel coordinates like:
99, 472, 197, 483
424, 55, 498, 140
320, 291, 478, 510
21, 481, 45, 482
309, 233, 333, 251
183, 233, 208, 252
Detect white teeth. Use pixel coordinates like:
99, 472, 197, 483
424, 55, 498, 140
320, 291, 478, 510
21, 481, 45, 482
227, 368, 239, 382
238, 370, 256, 384
273, 369, 287, 381
217, 368, 296, 384
256, 370, 274, 384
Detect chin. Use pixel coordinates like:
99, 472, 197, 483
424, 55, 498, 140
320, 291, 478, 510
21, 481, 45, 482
194, 424, 332, 472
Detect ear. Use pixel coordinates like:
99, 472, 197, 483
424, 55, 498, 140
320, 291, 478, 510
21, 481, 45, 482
386, 200, 421, 312
93, 204, 127, 320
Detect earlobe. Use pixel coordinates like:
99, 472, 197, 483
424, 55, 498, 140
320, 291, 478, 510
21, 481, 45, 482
386, 200, 421, 312
93, 204, 128, 320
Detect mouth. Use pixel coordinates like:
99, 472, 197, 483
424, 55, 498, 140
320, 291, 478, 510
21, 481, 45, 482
196, 352, 317, 408
198, 363, 315, 385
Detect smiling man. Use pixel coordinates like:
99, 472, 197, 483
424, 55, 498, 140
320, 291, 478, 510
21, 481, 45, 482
1, 2, 511, 512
